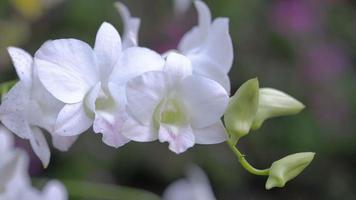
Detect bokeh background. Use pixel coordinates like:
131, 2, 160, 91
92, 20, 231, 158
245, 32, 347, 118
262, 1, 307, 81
0, 0, 355, 199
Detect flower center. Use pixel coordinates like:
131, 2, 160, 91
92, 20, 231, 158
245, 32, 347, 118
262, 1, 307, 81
154, 97, 187, 126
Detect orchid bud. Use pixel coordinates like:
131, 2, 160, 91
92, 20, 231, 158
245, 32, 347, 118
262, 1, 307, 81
266, 152, 315, 190
224, 78, 259, 139
252, 88, 305, 130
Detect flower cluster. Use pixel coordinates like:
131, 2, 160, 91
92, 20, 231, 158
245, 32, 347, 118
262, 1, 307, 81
0, 125, 67, 200
0, 0, 314, 190
0, 1, 231, 166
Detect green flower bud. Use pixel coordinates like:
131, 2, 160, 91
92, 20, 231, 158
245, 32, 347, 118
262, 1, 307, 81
252, 88, 305, 130
266, 152, 315, 190
224, 78, 259, 139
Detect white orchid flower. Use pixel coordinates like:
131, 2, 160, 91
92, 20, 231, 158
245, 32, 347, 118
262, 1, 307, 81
0, 47, 77, 167
123, 52, 228, 154
163, 166, 217, 200
113, 1, 233, 94
114, 2, 141, 49
0, 126, 68, 200
177, 1, 233, 93
34, 22, 164, 148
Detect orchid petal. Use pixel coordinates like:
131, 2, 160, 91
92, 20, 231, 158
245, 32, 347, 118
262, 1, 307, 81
7, 47, 33, 88
114, 2, 141, 49
84, 83, 101, 114
0, 83, 31, 139
187, 18, 233, 74
87, 82, 130, 147
35, 39, 98, 103
42, 180, 68, 200
51, 135, 77, 152
179, 75, 228, 128
55, 103, 92, 136
163, 179, 193, 200
122, 116, 157, 142
178, 1, 211, 52
190, 58, 231, 93
29, 127, 50, 168
158, 123, 195, 154
0, 126, 14, 152
194, 121, 227, 144
178, 27, 202, 55
94, 22, 122, 79
110, 47, 165, 86
195, 1, 212, 33
164, 52, 193, 82
93, 112, 130, 148
126, 71, 167, 125
30, 76, 64, 132
163, 165, 218, 200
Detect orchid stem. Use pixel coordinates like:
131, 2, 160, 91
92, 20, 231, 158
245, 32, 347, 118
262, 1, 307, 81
227, 139, 270, 176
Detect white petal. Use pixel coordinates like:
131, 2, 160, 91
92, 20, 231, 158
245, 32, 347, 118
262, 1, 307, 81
110, 47, 165, 86
0, 151, 23, 190
84, 83, 101, 114
114, 2, 141, 49
126, 71, 167, 125
179, 75, 228, 128
94, 22, 122, 79
178, 1, 211, 53
35, 39, 98, 103
0, 125, 14, 152
164, 52, 193, 82
0, 82, 32, 139
195, 1, 212, 33
193, 121, 227, 144
186, 166, 217, 200
0, 150, 30, 194
122, 116, 157, 142
7, 47, 33, 88
30, 76, 64, 132
93, 111, 130, 148
55, 103, 93, 136
178, 27, 202, 55
107, 82, 127, 108
42, 180, 68, 200
51, 135, 77, 152
158, 123, 195, 154
190, 57, 231, 93
163, 179, 193, 200
188, 18, 233, 74
29, 127, 50, 168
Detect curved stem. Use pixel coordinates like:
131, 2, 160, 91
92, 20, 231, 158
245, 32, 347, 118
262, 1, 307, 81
227, 139, 270, 176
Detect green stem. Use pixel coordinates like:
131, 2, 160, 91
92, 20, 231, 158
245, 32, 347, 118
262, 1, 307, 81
34, 179, 161, 200
227, 139, 270, 176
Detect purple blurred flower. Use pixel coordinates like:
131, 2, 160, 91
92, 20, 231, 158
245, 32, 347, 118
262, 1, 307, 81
300, 42, 352, 133
269, 0, 317, 37
302, 42, 350, 83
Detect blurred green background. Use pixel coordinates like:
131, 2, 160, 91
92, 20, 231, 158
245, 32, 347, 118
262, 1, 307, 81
0, 0, 355, 199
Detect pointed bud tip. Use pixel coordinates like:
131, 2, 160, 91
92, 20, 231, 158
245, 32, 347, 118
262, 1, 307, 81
265, 152, 315, 190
